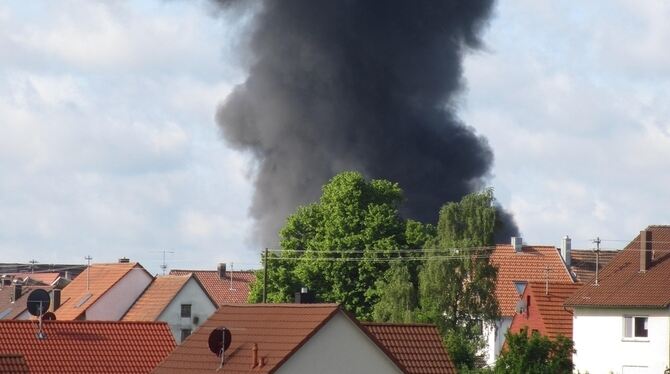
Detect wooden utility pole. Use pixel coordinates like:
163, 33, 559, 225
263, 248, 269, 303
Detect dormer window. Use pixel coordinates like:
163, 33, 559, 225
514, 281, 527, 296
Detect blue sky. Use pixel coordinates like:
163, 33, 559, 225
1, 0, 668, 274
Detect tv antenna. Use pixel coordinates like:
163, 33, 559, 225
160, 250, 175, 276
208, 327, 232, 371
27, 289, 51, 339
592, 237, 601, 286
29, 259, 39, 273
85, 255, 93, 291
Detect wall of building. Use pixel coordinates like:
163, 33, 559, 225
276, 312, 403, 374
483, 317, 512, 366
508, 296, 544, 336
573, 307, 670, 374
86, 268, 152, 320
158, 277, 217, 343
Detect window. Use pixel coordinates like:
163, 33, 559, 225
180, 328, 192, 342
180, 304, 191, 318
623, 316, 648, 338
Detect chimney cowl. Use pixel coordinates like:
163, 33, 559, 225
218, 263, 227, 279
511, 237, 523, 252
118, 257, 130, 263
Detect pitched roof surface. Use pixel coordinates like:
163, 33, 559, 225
569, 249, 618, 283
169, 270, 255, 305
0, 354, 30, 374
363, 323, 456, 374
0, 285, 53, 320
123, 275, 192, 321
510, 282, 582, 339
565, 226, 670, 308
0, 320, 175, 373
2, 273, 61, 286
491, 245, 574, 317
55, 262, 145, 320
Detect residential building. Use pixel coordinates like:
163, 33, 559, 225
565, 226, 670, 373
170, 263, 255, 305
0, 276, 60, 320
484, 237, 574, 365
153, 303, 456, 373
123, 274, 217, 343
0, 320, 175, 373
507, 281, 581, 340
557, 235, 619, 283
55, 261, 153, 320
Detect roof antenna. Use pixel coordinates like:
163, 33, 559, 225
229, 262, 236, 291
29, 259, 39, 274
84, 255, 93, 291
160, 250, 175, 276
544, 265, 549, 295
592, 237, 601, 286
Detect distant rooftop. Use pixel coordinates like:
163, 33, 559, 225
170, 268, 255, 305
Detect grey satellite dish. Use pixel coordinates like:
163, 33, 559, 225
27, 289, 51, 317
208, 327, 232, 357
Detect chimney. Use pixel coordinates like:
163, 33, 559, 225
118, 257, 130, 263
640, 230, 652, 272
561, 235, 572, 266
294, 287, 315, 304
12, 279, 23, 302
511, 237, 523, 252
51, 289, 61, 312
218, 263, 227, 279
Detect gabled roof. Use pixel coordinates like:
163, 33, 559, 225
2, 272, 61, 286
123, 274, 215, 321
0, 353, 29, 374
0, 320, 175, 373
569, 249, 618, 283
169, 270, 255, 305
55, 262, 149, 320
0, 285, 53, 320
491, 244, 574, 317
152, 303, 410, 374
565, 226, 670, 308
509, 282, 582, 340
362, 323, 456, 374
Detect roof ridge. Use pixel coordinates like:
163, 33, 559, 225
361, 322, 437, 327
218, 303, 339, 308
0, 320, 170, 326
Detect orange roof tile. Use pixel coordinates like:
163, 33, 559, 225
0, 320, 175, 373
491, 245, 574, 317
509, 282, 582, 340
123, 275, 192, 321
56, 262, 149, 320
0, 285, 53, 320
0, 354, 30, 374
566, 226, 670, 308
2, 273, 61, 286
169, 270, 255, 305
363, 323, 456, 374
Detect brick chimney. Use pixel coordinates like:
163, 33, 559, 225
640, 230, 652, 272
561, 235, 572, 266
511, 237, 523, 252
218, 263, 227, 279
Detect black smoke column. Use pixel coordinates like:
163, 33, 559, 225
215, 0, 517, 245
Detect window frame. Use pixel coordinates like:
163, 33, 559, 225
180, 328, 192, 342
622, 315, 649, 341
180, 304, 192, 318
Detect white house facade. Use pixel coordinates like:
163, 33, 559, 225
157, 276, 217, 343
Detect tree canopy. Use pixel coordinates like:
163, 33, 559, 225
492, 328, 574, 374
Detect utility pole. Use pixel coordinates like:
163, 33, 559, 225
85, 255, 93, 291
263, 248, 269, 303
160, 250, 175, 276
593, 237, 601, 286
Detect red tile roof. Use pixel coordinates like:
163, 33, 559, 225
565, 226, 670, 308
123, 275, 192, 321
509, 282, 582, 340
2, 273, 61, 286
56, 263, 149, 320
0, 285, 53, 320
569, 249, 618, 283
0, 320, 175, 373
169, 270, 255, 305
363, 323, 456, 374
491, 245, 574, 317
153, 304, 410, 374
0, 354, 29, 374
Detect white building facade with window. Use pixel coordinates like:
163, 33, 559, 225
158, 277, 217, 343
572, 307, 670, 374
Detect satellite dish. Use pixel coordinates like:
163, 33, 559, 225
208, 327, 232, 357
27, 289, 51, 317
42, 311, 57, 321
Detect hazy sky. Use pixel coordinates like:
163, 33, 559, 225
1, 0, 668, 274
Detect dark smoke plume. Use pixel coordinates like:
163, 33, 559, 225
215, 0, 518, 245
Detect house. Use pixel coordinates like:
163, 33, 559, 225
170, 263, 256, 305
507, 281, 582, 340
0, 276, 60, 320
565, 226, 670, 373
55, 261, 153, 320
557, 235, 619, 283
0, 320, 175, 373
122, 274, 217, 343
153, 303, 456, 373
0, 353, 29, 374
484, 237, 574, 365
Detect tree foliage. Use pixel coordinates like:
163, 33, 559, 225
493, 328, 574, 374
248, 171, 431, 319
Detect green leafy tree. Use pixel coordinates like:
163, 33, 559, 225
248, 171, 431, 319
417, 188, 501, 369
372, 262, 417, 323
494, 328, 574, 374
